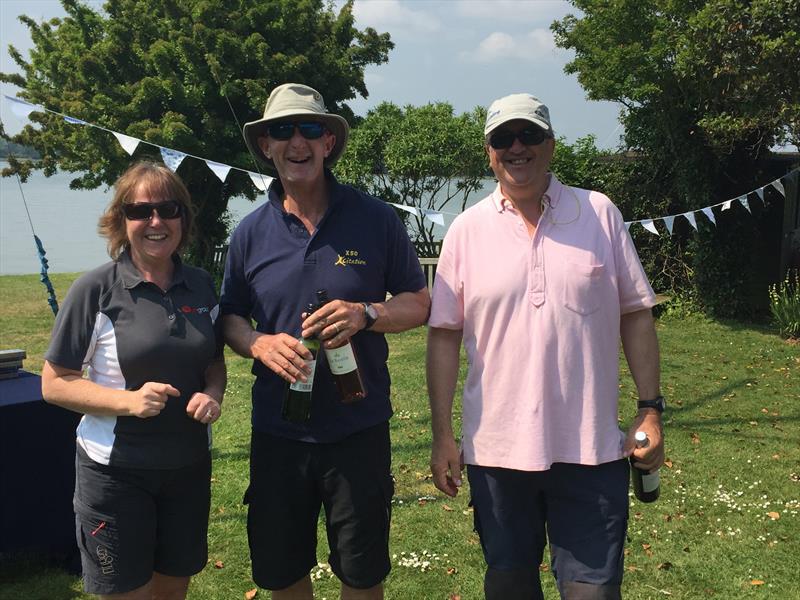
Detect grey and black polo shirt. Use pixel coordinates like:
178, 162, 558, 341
45, 251, 223, 469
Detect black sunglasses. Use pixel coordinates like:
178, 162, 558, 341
267, 122, 326, 141
488, 127, 550, 150
122, 201, 182, 221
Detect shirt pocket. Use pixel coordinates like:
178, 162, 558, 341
563, 262, 605, 316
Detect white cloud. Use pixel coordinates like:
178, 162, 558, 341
351, 0, 440, 35
461, 28, 558, 63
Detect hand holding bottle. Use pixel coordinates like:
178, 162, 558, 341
250, 330, 314, 384
623, 411, 665, 472
301, 297, 367, 349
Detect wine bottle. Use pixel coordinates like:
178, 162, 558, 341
630, 431, 660, 503
316, 289, 367, 403
282, 302, 320, 423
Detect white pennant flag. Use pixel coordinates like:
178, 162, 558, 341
389, 202, 419, 216
641, 219, 659, 235
113, 132, 141, 155
624, 222, 632, 231
739, 196, 751, 213
248, 171, 273, 192
682, 212, 698, 231
721, 200, 733, 211
663, 215, 676, 235
160, 147, 187, 172
5, 95, 38, 119
206, 160, 231, 182
755, 187, 765, 204
771, 179, 785, 197
421, 209, 445, 227
701, 207, 716, 225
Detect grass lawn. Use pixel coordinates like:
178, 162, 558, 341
1, 273, 798, 599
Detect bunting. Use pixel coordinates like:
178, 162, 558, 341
2, 95, 795, 236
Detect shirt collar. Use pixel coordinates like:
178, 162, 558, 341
491, 173, 564, 214
268, 168, 343, 213
118, 250, 190, 291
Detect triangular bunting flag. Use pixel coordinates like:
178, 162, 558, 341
771, 179, 785, 197
701, 207, 716, 226
5, 95, 38, 118
739, 197, 751, 213
421, 209, 445, 227
389, 202, 419, 216
721, 200, 733, 211
160, 147, 187, 172
682, 212, 698, 230
641, 219, 659, 235
206, 160, 231, 182
63, 116, 86, 125
113, 132, 141, 156
755, 187, 765, 204
624, 222, 632, 231
663, 215, 675, 235
248, 172, 273, 192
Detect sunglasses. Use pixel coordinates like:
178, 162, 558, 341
267, 122, 326, 141
122, 201, 182, 221
488, 127, 550, 150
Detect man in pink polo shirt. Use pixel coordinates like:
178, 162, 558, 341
427, 93, 665, 600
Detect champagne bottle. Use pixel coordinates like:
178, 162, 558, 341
316, 289, 366, 403
282, 302, 320, 423
630, 431, 660, 503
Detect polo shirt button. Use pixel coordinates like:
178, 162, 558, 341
168, 314, 175, 320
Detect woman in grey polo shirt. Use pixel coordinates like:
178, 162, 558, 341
42, 161, 226, 600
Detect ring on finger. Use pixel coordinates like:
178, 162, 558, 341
334, 322, 340, 334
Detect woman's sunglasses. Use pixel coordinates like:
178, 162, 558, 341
267, 122, 326, 141
122, 200, 182, 221
488, 127, 550, 150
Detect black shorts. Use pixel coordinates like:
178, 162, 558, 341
74, 446, 211, 595
468, 460, 629, 592
245, 421, 394, 590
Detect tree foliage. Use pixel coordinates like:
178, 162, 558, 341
553, 0, 800, 318
1, 0, 393, 269
335, 102, 486, 257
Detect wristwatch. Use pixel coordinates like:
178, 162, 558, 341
637, 396, 666, 413
362, 302, 378, 330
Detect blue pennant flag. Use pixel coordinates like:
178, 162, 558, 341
34, 235, 59, 316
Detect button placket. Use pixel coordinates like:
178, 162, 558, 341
529, 221, 546, 307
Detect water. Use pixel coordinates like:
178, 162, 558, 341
0, 164, 494, 274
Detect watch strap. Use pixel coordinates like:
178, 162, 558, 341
637, 396, 665, 413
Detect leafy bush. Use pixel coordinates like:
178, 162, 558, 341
769, 269, 800, 339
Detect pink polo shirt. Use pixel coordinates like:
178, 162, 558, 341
429, 175, 656, 471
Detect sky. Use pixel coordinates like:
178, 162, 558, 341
0, 0, 623, 147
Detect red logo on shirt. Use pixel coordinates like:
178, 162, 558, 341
180, 305, 210, 314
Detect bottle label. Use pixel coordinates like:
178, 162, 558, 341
289, 359, 317, 393
641, 470, 659, 493
326, 344, 357, 375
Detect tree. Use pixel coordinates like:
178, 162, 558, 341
335, 102, 487, 257
553, 0, 800, 317
1, 0, 393, 270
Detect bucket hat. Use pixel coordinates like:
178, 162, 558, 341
484, 93, 553, 137
243, 83, 350, 174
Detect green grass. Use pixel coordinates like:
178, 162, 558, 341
1, 274, 799, 599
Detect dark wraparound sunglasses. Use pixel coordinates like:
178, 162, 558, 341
267, 121, 326, 141
123, 201, 182, 221
488, 127, 550, 150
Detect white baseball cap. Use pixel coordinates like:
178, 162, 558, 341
484, 93, 553, 136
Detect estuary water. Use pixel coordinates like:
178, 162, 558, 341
0, 164, 494, 275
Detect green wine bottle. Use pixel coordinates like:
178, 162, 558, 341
282, 302, 320, 423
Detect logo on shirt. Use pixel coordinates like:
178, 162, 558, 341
180, 305, 210, 314
335, 249, 367, 267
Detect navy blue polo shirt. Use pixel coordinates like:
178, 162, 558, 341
220, 170, 426, 442
44, 252, 223, 469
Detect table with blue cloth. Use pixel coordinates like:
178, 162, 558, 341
0, 370, 80, 570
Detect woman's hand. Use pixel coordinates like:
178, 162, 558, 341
129, 382, 181, 418
186, 392, 221, 424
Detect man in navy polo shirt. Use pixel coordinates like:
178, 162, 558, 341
221, 83, 429, 599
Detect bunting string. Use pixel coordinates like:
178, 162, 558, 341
2, 95, 795, 234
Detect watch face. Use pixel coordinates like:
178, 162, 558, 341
366, 304, 378, 320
